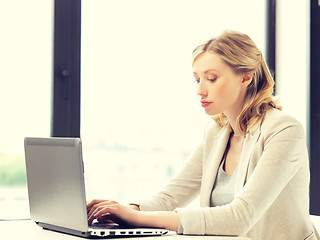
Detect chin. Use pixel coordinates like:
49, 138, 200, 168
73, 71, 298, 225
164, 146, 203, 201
204, 108, 219, 116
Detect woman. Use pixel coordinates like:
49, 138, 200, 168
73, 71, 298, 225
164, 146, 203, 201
87, 31, 319, 240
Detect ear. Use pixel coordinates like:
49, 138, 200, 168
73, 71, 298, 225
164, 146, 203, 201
241, 73, 253, 87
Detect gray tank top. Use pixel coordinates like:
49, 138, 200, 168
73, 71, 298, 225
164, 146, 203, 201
210, 154, 238, 207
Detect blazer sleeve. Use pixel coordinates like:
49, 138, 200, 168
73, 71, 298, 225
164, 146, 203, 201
176, 116, 308, 236
138, 141, 203, 211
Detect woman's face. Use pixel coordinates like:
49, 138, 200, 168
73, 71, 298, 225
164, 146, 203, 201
192, 52, 248, 117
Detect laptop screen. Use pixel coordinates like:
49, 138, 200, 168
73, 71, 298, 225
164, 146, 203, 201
24, 137, 88, 232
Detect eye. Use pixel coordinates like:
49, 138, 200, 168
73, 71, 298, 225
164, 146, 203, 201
207, 74, 217, 82
194, 79, 200, 84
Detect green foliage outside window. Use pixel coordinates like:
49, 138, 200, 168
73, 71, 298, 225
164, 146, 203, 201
0, 153, 26, 186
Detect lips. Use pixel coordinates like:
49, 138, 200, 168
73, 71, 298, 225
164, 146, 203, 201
201, 101, 212, 108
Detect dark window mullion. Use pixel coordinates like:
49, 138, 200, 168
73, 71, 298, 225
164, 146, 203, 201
52, 0, 81, 138
266, 0, 276, 91
309, 0, 320, 215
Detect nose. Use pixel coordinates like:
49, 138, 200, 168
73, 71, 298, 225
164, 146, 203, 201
196, 80, 208, 98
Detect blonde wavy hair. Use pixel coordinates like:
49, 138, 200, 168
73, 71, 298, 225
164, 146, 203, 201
193, 31, 281, 135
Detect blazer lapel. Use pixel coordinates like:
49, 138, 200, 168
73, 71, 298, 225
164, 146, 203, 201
235, 125, 261, 194
200, 127, 231, 207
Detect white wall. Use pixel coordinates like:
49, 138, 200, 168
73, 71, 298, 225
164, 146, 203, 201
276, 0, 310, 131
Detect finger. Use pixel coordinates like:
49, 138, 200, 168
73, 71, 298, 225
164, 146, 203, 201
97, 215, 115, 223
87, 199, 118, 210
89, 200, 119, 216
87, 199, 105, 211
87, 200, 120, 224
88, 202, 114, 222
88, 205, 103, 224
88, 200, 108, 218
95, 207, 130, 227
96, 206, 117, 217
88, 206, 116, 225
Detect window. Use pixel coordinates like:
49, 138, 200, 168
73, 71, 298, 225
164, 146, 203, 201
0, 0, 52, 219
81, 0, 267, 203
276, 0, 309, 129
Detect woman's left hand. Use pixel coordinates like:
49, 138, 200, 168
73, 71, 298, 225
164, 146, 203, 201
87, 199, 141, 226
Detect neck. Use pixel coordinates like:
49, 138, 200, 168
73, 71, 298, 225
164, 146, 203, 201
224, 110, 242, 137
223, 91, 247, 137
219, 85, 249, 137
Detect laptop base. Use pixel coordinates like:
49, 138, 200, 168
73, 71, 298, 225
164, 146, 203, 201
36, 222, 92, 238
37, 221, 168, 238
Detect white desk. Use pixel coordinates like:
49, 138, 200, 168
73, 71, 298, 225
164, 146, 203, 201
1, 220, 250, 240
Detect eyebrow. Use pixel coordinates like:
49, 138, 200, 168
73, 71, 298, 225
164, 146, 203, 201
193, 69, 220, 75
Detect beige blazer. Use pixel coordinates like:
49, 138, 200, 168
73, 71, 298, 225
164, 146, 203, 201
139, 108, 320, 240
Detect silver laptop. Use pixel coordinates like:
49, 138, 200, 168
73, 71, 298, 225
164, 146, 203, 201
24, 137, 168, 238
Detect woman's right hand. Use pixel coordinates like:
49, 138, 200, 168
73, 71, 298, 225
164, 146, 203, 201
87, 199, 178, 231
86, 199, 141, 226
